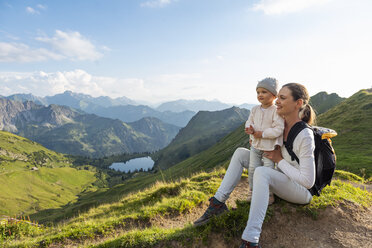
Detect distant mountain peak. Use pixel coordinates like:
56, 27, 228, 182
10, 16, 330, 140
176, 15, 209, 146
310, 91, 345, 115
156, 99, 232, 113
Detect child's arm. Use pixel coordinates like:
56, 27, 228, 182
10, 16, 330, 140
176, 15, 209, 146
245, 107, 255, 135
261, 113, 284, 139
245, 108, 255, 128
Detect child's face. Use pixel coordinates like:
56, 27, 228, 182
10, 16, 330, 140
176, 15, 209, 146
256, 87, 276, 107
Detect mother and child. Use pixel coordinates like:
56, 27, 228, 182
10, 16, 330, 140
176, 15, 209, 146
194, 78, 316, 248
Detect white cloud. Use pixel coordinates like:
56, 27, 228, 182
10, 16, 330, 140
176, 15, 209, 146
0, 42, 63, 62
37, 4, 47, 10
200, 55, 225, 65
26, 6, 39, 15
0, 70, 146, 100
0, 30, 19, 41
26, 4, 47, 14
253, 0, 332, 15
0, 70, 212, 103
36, 30, 103, 61
0, 30, 105, 63
141, 0, 176, 8
216, 55, 224, 61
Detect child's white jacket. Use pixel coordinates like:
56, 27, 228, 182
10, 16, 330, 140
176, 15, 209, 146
245, 104, 284, 151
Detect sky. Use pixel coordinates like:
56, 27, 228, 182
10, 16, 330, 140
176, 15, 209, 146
1, 0, 372, 105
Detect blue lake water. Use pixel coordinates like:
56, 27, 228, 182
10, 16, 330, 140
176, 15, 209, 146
109, 156, 154, 173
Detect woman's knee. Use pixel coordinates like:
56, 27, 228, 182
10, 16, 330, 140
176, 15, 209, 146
253, 166, 272, 181
232, 147, 250, 167
234, 147, 249, 154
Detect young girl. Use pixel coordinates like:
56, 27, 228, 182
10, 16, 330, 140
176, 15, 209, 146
245, 77, 284, 204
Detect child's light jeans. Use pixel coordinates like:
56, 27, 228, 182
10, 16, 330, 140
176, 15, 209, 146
214, 147, 312, 243
248, 146, 274, 190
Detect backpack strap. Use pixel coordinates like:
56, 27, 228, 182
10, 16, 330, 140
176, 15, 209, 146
284, 121, 310, 164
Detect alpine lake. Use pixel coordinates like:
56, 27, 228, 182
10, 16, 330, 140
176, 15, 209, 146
109, 156, 155, 173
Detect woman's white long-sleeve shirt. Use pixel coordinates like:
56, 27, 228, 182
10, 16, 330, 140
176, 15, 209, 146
277, 128, 316, 189
245, 104, 284, 151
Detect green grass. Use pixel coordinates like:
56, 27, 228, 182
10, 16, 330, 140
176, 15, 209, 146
2, 89, 372, 247
317, 89, 372, 179
93, 175, 372, 248
334, 169, 365, 183
153, 107, 249, 170
3, 168, 371, 248
1, 169, 224, 247
26, 123, 249, 224
0, 131, 100, 217
0, 166, 97, 216
0, 217, 43, 243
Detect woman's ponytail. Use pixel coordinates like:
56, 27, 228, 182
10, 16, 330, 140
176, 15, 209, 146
300, 104, 316, 125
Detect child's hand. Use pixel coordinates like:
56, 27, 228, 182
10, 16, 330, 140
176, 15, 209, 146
253, 131, 263, 138
245, 125, 255, 134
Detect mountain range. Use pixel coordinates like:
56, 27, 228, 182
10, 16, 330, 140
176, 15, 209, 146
153, 106, 250, 169
0, 90, 344, 159
156, 99, 254, 112
5, 91, 254, 127
0, 98, 180, 157
1, 89, 371, 248
152, 91, 343, 170
315, 89, 372, 176
25, 88, 371, 225
309, 91, 346, 114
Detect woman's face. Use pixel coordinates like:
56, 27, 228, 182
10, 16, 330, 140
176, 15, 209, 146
275, 86, 297, 117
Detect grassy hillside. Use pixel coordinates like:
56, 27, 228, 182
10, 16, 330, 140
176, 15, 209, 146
2, 90, 371, 247
3, 169, 370, 247
310, 91, 345, 114
153, 107, 249, 170
317, 89, 372, 179
2, 90, 372, 247
0, 131, 99, 216
27, 123, 250, 223
30, 85, 372, 223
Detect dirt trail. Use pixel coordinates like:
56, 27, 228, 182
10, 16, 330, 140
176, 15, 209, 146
57, 178, 372, 248
152, 178, 372, 248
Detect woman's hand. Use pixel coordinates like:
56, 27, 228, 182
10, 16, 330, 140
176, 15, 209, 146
263, 145, 283, 163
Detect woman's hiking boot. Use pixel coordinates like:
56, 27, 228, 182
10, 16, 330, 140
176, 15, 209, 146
239, 240, 261, 248
193, 196, 228, 226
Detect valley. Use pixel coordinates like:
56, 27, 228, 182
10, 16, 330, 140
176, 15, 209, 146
0, 89, 371, 247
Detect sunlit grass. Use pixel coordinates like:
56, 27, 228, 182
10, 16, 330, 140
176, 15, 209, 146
4, 169, 371, 248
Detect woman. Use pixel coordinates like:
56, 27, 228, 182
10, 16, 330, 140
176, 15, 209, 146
194, 83, 316, 248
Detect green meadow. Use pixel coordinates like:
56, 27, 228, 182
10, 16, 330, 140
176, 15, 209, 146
0, 131, 99, 217
1, 90, 372, 247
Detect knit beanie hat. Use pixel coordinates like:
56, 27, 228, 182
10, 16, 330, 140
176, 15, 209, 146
256, 77, 279, 96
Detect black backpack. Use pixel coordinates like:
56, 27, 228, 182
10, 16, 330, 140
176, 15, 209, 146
284, 121, 337, 196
